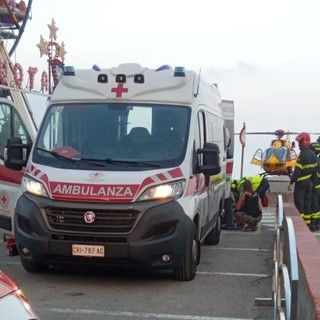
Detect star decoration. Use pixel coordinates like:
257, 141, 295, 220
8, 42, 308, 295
59, 41, 67, 62
37, 35, 49, 58
48, 18, 59, 41
38, 19, 67, 94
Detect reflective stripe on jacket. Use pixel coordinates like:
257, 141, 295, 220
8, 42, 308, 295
290, 147, 318, 184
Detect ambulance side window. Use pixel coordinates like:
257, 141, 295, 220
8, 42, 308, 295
194, 110, 206, 167
40, 109, 61, 150
0, 103, 30, 159
0, 104, 10, 151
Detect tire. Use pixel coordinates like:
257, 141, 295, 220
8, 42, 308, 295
20, 256, 48, 273
173, 224, 198, 281
204, 216, 221, 245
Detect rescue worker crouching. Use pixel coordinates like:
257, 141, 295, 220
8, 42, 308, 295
288, 132, 318, 231
233, 180, 263, 231
226, 176, 269, 231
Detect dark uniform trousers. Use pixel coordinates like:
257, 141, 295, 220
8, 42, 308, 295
311, 188, 320, 227
294, 179, 312, 224
290, 146, 318, 229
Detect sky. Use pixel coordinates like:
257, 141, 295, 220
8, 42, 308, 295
5, 0, 320, 178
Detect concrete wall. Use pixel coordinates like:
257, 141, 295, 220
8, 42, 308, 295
283, 202, 320, 319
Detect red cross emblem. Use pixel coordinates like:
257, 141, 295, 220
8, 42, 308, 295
111, 83, 128, 98
1, 194, 7, 206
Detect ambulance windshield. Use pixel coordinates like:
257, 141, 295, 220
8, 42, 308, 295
34, 103, 190, 169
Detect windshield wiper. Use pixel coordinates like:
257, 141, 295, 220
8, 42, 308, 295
77, 158, 106, 167
104, 159, 162, 168
81, 158, 162, 168
37, 148, 106, 167
36, 147, 78, 164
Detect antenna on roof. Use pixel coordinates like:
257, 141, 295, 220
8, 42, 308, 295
194, 68, 201, 97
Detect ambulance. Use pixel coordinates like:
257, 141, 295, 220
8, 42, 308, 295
0, 42, 40, 255
4, 63, 234, 281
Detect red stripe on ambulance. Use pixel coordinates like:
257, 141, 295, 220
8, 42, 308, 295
26, 164, 50, 191
184, 176, 197, 196
137, 168, 184, 195
226, 161, 233, 174
0, 164, 23, 185
168, 167, 183, 178
184, 173, 206, 197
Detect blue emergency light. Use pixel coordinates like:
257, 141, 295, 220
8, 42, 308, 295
156, 65, 172, 71
174, 66, 185, 77
92, 64, 101, 71
63, 66, 75, 76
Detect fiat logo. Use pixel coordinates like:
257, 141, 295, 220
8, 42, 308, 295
84, 211, 95, 224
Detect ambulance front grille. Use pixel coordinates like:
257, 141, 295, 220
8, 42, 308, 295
45, 208, 140, 233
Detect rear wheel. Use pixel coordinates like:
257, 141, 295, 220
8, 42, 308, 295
174, 224, 198, 281
20, 256, 48, 273
204, 216, 221, 245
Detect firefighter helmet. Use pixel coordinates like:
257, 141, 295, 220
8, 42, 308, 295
296, 132, 311, 149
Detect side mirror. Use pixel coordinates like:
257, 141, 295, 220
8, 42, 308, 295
197, 142, 221, 175
4, 137, 30, 171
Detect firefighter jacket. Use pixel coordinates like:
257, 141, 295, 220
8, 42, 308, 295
313, 156, 320, 190
290, 147, 318, 184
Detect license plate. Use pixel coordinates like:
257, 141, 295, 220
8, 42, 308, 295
72, 244, 105, 257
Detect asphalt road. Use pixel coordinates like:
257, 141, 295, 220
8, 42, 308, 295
0, 209, 276, 320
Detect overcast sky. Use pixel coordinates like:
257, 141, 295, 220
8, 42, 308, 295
7, 0, 320, 178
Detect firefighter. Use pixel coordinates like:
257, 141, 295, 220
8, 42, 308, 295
288, 132, 318, 231
310, 141, 320, 230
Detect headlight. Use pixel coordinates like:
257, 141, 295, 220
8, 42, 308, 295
138, 180, 185, 201
21, 176, 48, 197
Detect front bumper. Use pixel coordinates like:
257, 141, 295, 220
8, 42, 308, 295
14, 193, 193, 269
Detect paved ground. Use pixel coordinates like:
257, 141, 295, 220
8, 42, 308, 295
0, 208, 276, 320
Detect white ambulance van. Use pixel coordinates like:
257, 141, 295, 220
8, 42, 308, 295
0, 43, 39, 253
4, 63, 233, 281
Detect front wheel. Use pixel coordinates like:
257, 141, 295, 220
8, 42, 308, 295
173, 224, 199, 281
204, 216, 221, 245
20, 256, 49, 273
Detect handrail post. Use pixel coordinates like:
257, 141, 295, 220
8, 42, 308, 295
273, 195, 299, 320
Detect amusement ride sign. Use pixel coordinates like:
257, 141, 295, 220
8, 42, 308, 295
0, 19, 66, 94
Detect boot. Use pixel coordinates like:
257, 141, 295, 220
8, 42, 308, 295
8, 245, 19, 257
309, 218, 317, 232
6, 239, 19, 256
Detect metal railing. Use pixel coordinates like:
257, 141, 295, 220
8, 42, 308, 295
273, 195, 299, 319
